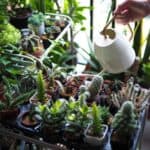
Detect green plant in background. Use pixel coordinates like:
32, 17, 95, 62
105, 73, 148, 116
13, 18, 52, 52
43, 40, 76, 71
0, 23, 21, 46
133, 21, 143, 57
78, 37, 102, 73
0, 0, 9, 24
0, 45, 35, 81
28, 12, 45, 27
0, 76, 35, 111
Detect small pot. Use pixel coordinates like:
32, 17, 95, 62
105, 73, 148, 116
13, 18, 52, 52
9, 7, 32, 29
62, 123, 83, 142
41, 122, 63, 143
110, 131, 134, 150
21, 112, 40, 127
84, 124, 108, 146
0, 108, 19, 121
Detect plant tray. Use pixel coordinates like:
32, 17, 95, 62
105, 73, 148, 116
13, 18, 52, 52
0, 107, 147, 150
40, 13, 72, 61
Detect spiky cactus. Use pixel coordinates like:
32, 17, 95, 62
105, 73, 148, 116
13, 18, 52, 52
36, 70, 46, 103
88, 75, 103, 97
112, 101, 138, 137
91, 103, 102, 136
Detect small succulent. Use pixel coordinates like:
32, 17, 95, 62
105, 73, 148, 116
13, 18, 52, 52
28, 12, 45, 26
88, 75, 104, 97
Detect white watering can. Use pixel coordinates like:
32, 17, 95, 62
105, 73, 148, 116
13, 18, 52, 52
94, 16, 135, 74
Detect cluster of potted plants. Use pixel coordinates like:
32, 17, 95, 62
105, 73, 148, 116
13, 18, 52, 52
0, 1, 150, 150
0, 66, 149, 149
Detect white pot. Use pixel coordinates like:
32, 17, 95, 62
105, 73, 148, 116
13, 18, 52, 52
94, 29, 135, 74
84, 124, 108, 146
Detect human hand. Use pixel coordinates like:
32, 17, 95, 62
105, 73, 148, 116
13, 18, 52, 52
114, 0, 150, 24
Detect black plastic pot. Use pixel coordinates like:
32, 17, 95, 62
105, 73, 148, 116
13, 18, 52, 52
41, 122, 63, 143
9, 8, 32, 29
16, 104, 41, 135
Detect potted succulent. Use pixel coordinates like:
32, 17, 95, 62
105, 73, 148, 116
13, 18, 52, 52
39, 99, 68, 143
28, 12, 45, 35
20, 28, 44, 58
84, 103, 108, 147
63, 92, 91, 143
0, 77, 35, 121
30, 70, 50, 105
45, 25, 61, 40
111, 101, 139, 150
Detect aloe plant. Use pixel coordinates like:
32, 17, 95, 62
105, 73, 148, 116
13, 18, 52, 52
0, 76, 35, 111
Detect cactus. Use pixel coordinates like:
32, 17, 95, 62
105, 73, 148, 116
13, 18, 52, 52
36, 70, 46, 103
91, 103, 102, 136
112, 101, 138, 137
88, 75, 103, 97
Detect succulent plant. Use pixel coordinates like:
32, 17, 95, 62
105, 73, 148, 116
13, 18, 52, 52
88, 75, 104, 97
36, 70, 46, 103
112, 101, 138, 137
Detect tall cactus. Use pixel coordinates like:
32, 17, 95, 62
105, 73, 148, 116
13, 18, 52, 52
88, 75, 103, 98
36, 70, 46, 103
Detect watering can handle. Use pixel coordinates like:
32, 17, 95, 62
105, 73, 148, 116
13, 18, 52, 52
102, 15, 133, 41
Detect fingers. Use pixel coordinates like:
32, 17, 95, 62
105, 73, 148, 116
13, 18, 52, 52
114, 9, 131, 25
114, 0, 130, 15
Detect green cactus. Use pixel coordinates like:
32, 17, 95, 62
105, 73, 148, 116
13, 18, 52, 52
36, 70, 46, 103
88, 75, 103, 97
91, 103, 102, 136
112, 101, 138, 137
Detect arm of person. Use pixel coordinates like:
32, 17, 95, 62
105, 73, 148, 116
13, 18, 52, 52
114, 0, 150, 24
